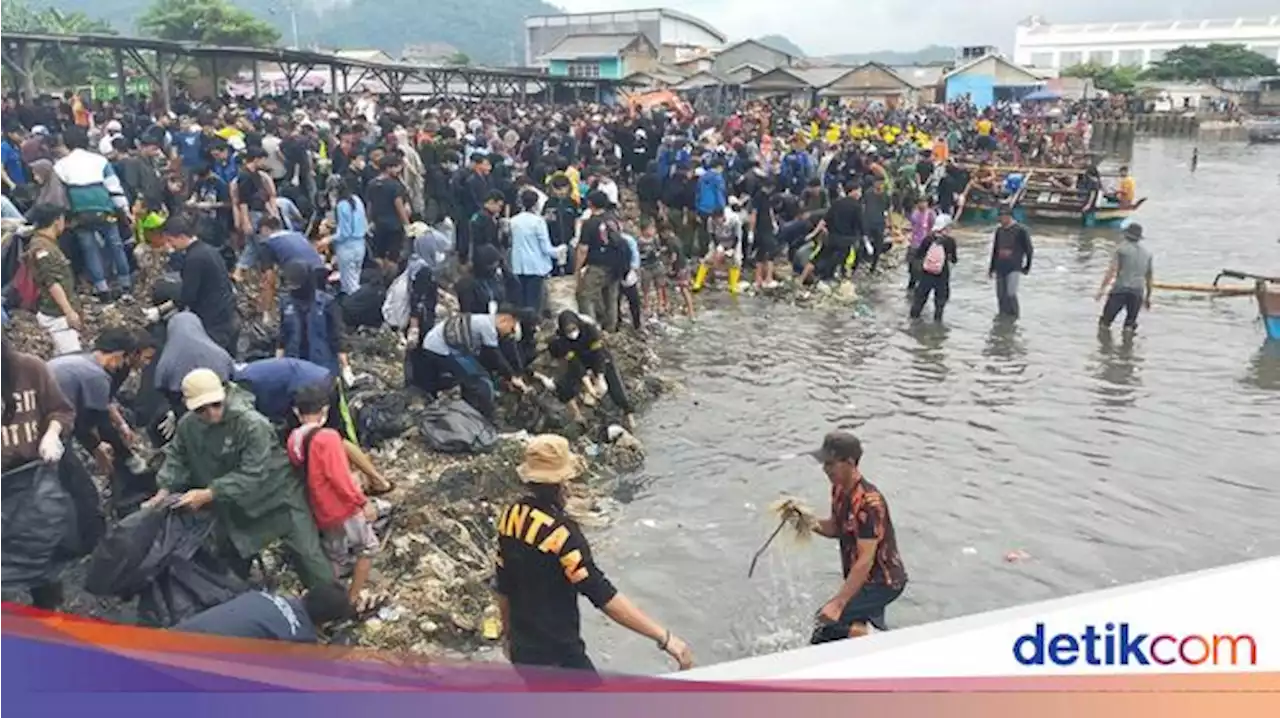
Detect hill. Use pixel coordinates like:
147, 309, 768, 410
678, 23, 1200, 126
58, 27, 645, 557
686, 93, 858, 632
818, 44, 957, 66
23, 0, 559, 65
755, 34, 806, 58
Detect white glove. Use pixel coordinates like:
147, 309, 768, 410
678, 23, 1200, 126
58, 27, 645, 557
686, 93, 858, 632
125, 453, 148, 474
623, 269, 639, 288
554, 244, 570, 264
38, 429, 64, 463
510, 377, 530, 394
341, 366, 356, 387
143, 307, 161, 323
158, 411, 177, 441
406, 326, 420, 346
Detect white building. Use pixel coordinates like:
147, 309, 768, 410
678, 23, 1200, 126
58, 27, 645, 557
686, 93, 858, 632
1013, 16, 1280, 70
524, 8, 726, 67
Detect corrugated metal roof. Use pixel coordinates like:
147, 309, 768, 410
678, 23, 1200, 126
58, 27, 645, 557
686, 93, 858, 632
793, 67, 856, 87
539, 33, 649, 61
889, 65, 947, 87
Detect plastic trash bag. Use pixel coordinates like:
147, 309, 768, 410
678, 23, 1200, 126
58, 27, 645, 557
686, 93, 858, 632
381, 269, 411, 329
239, 318, 277, 361
340, 279, 388, 329
1, 461, 77, 590
85, 497, 248, 627
419, 398, 498, 454
349, 387, 428, 448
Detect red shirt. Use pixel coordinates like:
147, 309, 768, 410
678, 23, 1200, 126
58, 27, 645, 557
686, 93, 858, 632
287, 425, 366, 530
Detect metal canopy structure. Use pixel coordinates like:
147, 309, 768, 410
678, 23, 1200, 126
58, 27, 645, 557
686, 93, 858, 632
1, 31, 634, 109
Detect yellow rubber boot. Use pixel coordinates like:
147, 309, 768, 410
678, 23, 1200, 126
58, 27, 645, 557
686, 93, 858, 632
727, 266, 741, 294
692, 263, 709, 292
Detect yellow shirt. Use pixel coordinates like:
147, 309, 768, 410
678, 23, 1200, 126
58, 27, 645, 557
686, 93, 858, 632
1118, 176, 1136, 204
565, 165, 582, 205
824, 126, 841, 144
976, 119, 993, 136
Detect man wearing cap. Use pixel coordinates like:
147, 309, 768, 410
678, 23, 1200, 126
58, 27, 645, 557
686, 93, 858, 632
495, 435, 694, 675
1095, 223, 1153, 331
809, 431, 908, 642
147, 369, 333, 589
988, 208, 1034, 319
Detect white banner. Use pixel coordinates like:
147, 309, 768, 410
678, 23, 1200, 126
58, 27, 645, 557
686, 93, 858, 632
674, 557, 1279, 681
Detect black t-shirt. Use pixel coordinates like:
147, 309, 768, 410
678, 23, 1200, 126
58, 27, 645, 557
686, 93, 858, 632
365, 176, 407, 227
174, 591, 318, 643
824, 196, 865, 239
751, 188, 776, 238
777, 217, 815, 250
496, 493, 618, 657
234, 168, 268, 212
180, 239, 236, 329
581, 212, 627, 275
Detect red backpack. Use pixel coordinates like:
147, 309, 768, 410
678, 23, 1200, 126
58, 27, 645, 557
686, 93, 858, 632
13, 245, 40, 311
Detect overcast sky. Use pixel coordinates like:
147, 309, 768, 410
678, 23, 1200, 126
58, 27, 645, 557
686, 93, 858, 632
552, 1, 1279, 56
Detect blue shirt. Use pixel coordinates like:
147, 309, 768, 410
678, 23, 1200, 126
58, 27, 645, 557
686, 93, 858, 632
176, 131, 205, 170
508, 211, 556, 277
261, 231, 324, 270
2, 139, 27, 185
623, 233, 640, 270
233, 358, 332, 420
334, 196, 368, 245
212, 155, 239, 186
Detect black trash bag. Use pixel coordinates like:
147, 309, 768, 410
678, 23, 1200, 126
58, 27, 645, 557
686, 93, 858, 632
239, 318, 277, 362
85, 498, 248, 627
1, 461, 77, 591
110, 460, 159, 519
350, 387, 428, 448
339, 280, 388, 329
419, 397, 498, 454
151, 272, 184, 308
57, 450, 105, 558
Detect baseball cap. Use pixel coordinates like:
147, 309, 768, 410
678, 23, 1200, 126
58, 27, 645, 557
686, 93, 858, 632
182, 368, 226, 411
810, 431, 864, 465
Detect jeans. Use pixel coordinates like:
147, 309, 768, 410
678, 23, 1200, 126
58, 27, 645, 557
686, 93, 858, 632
909, 273, 950, 321
995, 271, 1021, 318
516, 274, 546, 316
235, 211, 266, 270
335, 240, 366, 295
75, 218, 132, 292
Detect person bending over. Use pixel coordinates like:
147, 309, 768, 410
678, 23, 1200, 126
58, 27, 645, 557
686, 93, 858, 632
547, 311, 634, 429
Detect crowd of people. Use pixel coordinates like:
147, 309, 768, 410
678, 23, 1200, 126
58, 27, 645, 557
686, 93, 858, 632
1, 83, 1154, 675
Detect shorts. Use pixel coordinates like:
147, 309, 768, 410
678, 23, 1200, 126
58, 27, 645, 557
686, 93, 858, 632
640, 262, 666, 291
320, 512, 379, 570
36, 312, 82, 355
670, 266, 690, 289
753, 232, 778, 262
811, 582, 905, 644
370, 225, 407, 263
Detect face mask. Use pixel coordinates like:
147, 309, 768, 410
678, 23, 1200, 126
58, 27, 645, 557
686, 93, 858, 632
511, 322, 523, 343
566, 329, 580, 341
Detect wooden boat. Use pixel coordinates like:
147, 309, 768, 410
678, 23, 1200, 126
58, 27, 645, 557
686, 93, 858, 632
1015, 168, 1145, 227
1215, 270, 1280, 341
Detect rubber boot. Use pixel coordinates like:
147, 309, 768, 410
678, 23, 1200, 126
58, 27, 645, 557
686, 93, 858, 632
727, 266, 741, 295
692, 263, 709, 292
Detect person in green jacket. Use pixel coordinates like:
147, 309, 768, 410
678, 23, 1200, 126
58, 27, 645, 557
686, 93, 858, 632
146, 368, 333, 589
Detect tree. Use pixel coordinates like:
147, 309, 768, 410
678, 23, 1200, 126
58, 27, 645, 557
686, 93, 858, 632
445, 51, 472, 66
1062, 62, 1141, 94
1144, 44, 1279, 81
0, 0, 116, 96
138, 0, 280, 47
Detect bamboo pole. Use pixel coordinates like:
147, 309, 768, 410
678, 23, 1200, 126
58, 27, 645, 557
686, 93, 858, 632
1152, 282, 1255, 296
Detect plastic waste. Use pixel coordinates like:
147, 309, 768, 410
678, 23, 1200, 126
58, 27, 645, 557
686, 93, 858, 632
1, 461, 77, 590
418, 398, 499, 454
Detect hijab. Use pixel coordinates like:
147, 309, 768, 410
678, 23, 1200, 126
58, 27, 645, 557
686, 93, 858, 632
30, 159, 69, 210
154, 311, 235, 394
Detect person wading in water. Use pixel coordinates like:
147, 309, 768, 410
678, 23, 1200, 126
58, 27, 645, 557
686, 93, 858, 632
988, 207, 1034, 319
1095, 223, 1153, 332
809, 431, 908, 643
